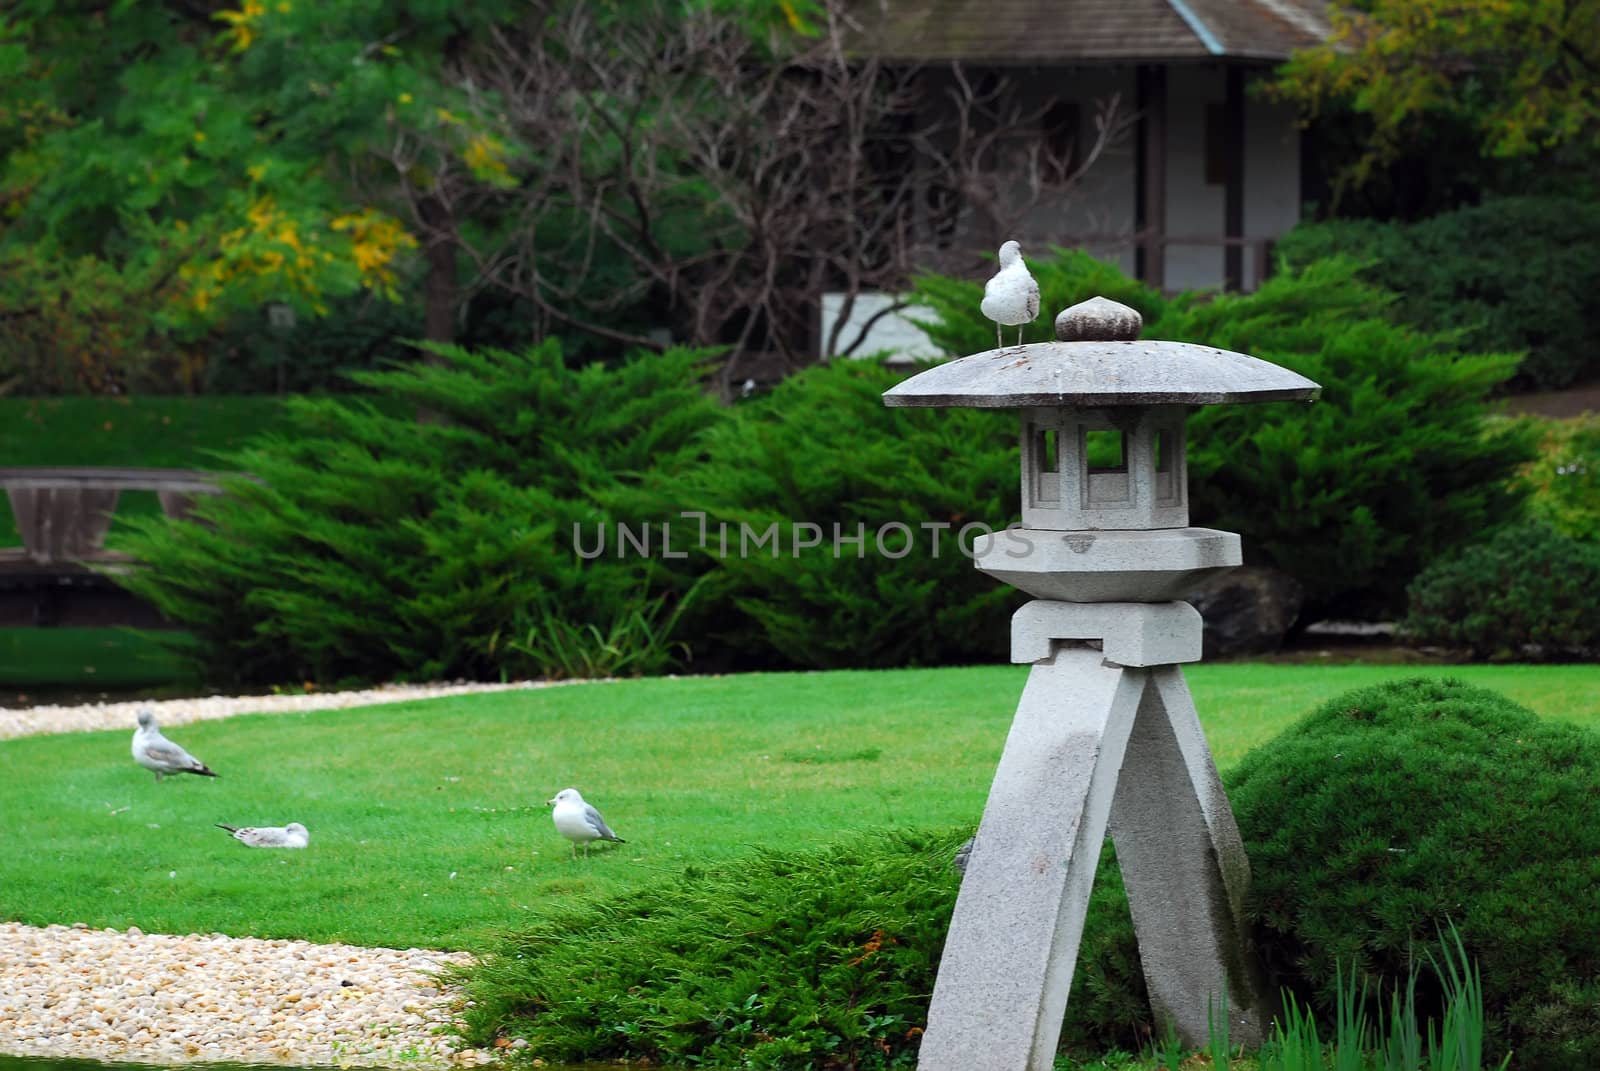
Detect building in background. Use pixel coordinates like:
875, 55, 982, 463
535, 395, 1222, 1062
822, 0, 1330, 363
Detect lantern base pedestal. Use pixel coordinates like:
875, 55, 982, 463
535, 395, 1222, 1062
918, 627, 1268, 1071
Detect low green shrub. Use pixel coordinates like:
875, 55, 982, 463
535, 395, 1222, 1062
1230, 677, 1600, 1068
458, 680, 1600, 1068
655, 360, 1021, 669
1521, 414, 1600, 542
913, 251, 1536, 620
1275, 197, 1600, 390
116, 340, 716, 684
1401, 523, 1600, 660
455, 830, 1148, 1069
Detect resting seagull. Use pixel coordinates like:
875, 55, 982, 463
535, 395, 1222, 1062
547, 787, 626, 859
216, 822, 310, 849
132, 710, 217, 781
980, 240, 1040, 349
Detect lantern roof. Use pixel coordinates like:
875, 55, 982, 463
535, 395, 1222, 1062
882, 296, 1321, 409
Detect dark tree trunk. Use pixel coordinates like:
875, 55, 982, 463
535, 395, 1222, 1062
419, 194, 457, 346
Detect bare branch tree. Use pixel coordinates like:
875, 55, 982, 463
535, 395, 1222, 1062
372, 0, 1130, 391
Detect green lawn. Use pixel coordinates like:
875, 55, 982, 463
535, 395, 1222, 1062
0, 662, 1596, 952
0, 395, 292, 547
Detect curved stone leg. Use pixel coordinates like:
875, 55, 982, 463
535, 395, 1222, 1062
1107, 666, 1270, 1048
917, 647, 1145, 1071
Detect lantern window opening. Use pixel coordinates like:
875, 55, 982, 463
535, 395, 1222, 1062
1030, 422, 1061, 507
1082, 426, 1132, 508
1084, 429, 1126, 474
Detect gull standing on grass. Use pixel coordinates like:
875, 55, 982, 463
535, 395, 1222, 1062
548, 788, 626, 859
980, 240, 1040, 349
216, 822, 310, 848
131, 710, 217, 781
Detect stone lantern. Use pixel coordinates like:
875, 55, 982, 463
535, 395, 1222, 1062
882, 296, 1319, 1070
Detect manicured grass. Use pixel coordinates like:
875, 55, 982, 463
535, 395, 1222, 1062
0, 628, 197, 690
0, 663, 1595, 952
0, 395, 292, 546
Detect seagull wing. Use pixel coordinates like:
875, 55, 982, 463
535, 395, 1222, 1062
584, 803, 624, 842
221, 825, 292, 847
144, 735, 212, 775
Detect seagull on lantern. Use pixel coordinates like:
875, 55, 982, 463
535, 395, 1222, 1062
980, 240, 1040, 349
548, 787, 626, 859
132, 710, 217, 782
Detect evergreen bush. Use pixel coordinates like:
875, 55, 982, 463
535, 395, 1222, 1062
657, 360, 1021, 669
1275, 196, 1600, 390
455, 830, 1149, 1069
1401, 523, 1600, 660
1229, 677, 1600, 1068
912, 251, 1536, 620
116, 340, 717, 684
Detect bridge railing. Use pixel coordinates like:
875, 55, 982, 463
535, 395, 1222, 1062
0, 467, 229, 568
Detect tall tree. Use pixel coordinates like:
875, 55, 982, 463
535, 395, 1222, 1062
0, 0, 509, 391
1272, 0, 1600, 204
382, 0, 1125, 392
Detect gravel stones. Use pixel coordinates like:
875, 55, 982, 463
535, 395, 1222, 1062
0, 922, 491, 1067
0, 679, 600, 741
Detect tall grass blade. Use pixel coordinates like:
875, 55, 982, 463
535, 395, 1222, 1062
1209, 987, 1232, 1071
1334, 959, 1371, 1071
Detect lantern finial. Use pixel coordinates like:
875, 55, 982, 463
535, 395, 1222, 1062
1054, 295, 1142, 342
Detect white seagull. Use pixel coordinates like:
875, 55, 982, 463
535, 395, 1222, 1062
547, 787, 626, 859
132, 710, 217, 782
216, 822, 310, 849
980, 240, 1040, 349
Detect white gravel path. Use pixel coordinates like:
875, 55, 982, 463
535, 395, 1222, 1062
0, 922, 494, 1068
0, 678, 595, 740
0, 680, 604, 1067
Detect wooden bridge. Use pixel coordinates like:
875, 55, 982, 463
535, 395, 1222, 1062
0, 467, 228, 627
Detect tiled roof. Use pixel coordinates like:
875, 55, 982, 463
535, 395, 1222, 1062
851, 0, 1332, 64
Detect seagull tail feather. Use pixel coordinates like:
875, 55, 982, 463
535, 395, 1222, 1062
216, 823, 239, 833
192, 764, 218, 778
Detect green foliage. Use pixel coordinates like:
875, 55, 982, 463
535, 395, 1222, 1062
659, 359, 1021, 668
912, 250, 1536, 620
499, 577, 700, 680
115, 340, 717, 683
1520, 414, 1600, 541
1275, 198, 1600, 390
1258, 936, 1512, 1071
1229, 677, 1600, 1069
1268, 0, 1600, 196
0, 0, 517, 392
456, 830, 1148, 1069
1401, 523, 1600, 661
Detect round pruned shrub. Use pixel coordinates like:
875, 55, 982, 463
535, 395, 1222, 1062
1402, 523, 1600, 660
1229, 677, 1600, 1068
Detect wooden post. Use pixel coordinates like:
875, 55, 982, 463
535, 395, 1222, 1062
1135, 65, 1167, 292
1223, 66, 1246, 291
